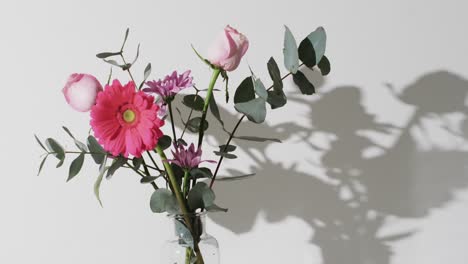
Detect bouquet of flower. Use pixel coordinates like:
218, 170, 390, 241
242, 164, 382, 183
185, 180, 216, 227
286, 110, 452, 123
36, 25, 330, 263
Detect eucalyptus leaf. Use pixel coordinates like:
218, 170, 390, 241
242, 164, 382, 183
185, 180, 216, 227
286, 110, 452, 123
150, 189, 179, 214
35, 134, 47, 152
267, 90, 287, 109
143, 63, 152, 80
106, 156, 127, 179
254, 78, 268, 100
132, 157, 143, 171
120, 28, 130, 51
175, 220, 194, 249
267, 57, 283, 92
96, 51, 121, 59
293, 70, 315, 95
37, 155, 48, 176
183, 94, 205, 111
205, 204, 228, 212
131, 43, 140, 65
234, 77, 255, 104
219, 144, 236, 152
177, 138, 188, 146
103, 59, 124, 68
234, 136, 282, 143
94, 163, 109, 207
190, 167, 213, 179
67, 153, 85, 182
305, 27, 327, 65
157, 135, 172, 150
187, 117, 208, 133
317, 55, 331, 76
213, 151, 237, 159
283, 26, 299, 74
62, 126, 88, 151
234, 98, 267, 124
87, 136, 106, 164
187, 182, 215, 210
140, 176, 159, 184
298, 37, 316, 67
45, 138, 65, 167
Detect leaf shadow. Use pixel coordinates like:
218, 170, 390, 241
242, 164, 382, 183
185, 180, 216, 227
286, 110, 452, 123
174, 70, 468, 263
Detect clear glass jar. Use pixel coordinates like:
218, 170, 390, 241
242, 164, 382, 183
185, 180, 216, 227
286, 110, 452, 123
161, 212, 220, 264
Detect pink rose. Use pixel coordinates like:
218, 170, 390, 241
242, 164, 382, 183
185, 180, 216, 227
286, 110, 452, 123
207, 25, 249, 72
62, 73, 103, 112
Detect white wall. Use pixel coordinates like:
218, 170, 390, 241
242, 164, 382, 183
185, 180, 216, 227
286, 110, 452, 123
1, 0, 467, 263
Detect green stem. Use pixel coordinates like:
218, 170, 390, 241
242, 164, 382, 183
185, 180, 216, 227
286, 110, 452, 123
168, 101, 178, 144
120, 54, 136, 84
155, 145, 204, 264
182, 170, 190, 197
197, 68, 221, 147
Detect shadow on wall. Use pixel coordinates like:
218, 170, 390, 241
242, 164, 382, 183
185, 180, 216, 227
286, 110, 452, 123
176, 70, 468, 264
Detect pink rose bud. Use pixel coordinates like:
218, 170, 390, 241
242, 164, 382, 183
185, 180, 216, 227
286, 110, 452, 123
207, 25, 249, 72
62, 73, 103, 112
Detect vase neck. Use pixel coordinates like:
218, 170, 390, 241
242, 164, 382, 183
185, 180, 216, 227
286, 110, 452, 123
171, 213, 207, 238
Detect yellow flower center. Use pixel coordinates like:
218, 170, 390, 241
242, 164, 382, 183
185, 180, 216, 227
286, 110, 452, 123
123, 109, 136, 123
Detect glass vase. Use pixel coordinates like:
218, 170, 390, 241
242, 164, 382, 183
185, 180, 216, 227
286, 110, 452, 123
161, 212, 220, 264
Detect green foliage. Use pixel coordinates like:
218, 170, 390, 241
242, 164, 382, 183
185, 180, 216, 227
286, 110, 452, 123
234, 98, 267, 124
45, 138, 65, 168
293, 71, 315, 95
213, 151, 237, 159
140, 176, 159, 184
253, 78, 268, 100
183, 94, 205, 111
157, 135, 172, 150
283, 26, 299, 74
317, 56, 331, 76
35, 134, 47, 151
37, 155, 48, 176
175, 220, 194, 249
267, 57, 283, 91
94, 162, 108, 207
219, 144, 237, 152
132, 157, 143, 171
298, 27, 327, 67
150, 189, 179, 214
96, 51, 122, 59
67, 153, 85, 182
62, 126, 87, 152
106, 156, 127, 179
188, 182, 228, 212
187, 117, 209, 133
190, 167, 213, 179
87, 136, 106, 164
234, 77, 255, 104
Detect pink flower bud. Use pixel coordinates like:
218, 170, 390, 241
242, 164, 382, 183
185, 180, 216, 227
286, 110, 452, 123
207, 25, 249, 72
62, 73, 103, 112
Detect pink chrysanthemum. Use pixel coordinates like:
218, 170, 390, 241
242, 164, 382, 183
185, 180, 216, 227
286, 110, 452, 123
169, 143, 216, 170
143, 70, 194, 100
90, 80, 164, 158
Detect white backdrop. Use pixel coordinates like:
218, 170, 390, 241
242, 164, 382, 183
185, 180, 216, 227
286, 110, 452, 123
1, 0, 468, 263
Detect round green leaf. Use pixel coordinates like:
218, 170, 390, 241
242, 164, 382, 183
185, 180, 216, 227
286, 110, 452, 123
293, 71, 315, 95
157, 135, 172, 150
183, 94, 205, 111
283, 26, 299, 74
187, 117, 209, 133
150, 189, 179, 214
234, 77, 255, 104
318, 55, 331, 76
234, 98, 267, 124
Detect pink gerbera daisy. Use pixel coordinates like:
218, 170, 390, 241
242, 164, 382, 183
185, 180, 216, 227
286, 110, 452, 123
90, 80, 164, 158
